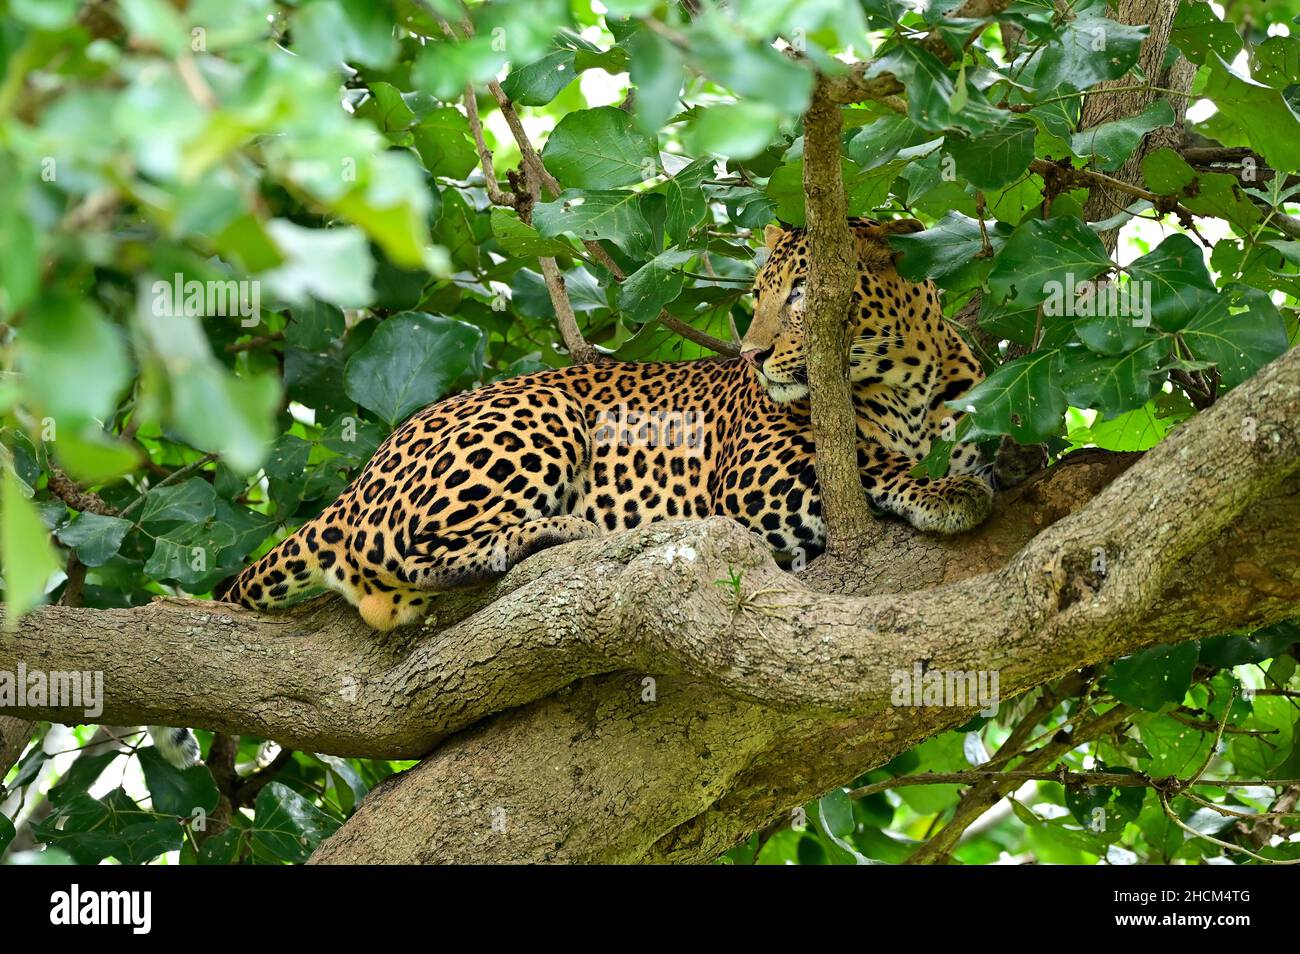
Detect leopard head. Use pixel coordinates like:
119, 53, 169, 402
740, 217, 925, 402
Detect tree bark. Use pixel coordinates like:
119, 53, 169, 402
0, 717, 34, 780
801, 81, 878, 554
1079, 0, 1197, 247
4, 347, 1297, 863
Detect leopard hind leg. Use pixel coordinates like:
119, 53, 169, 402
403, 515, 601, 591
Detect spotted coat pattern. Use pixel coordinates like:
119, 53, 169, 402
220, 219, 993, 629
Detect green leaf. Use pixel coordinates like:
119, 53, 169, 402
1141, 148, 1262, 233
344, 312, 486, 426
263, 221, 375, 308
56, 513, 134, 567
890, 211, 1011, 287
1249, 35, 1300, 89
1122, 234, 1217, 332
948, 349, 1067, 442
1074, 307, 1151, 356
0, 813, 14, 855
411, 37, 507, 100
48, 751, 120, 807
501, 50, 579, 107
1200, 622, 1300, 668
542, 107, 659, 189
118, 0, 188, 55
252, 782, 341, 863
138, 477, 218, 527
489, 208, 577, 258
197, 826, 243, 865
1059, 340, 1167, 420
356, 81, 423, 133
846, 115, 918, 169
1171, 1, 1243, 66
11, 0, 79, 29
15, 295, 130, 426
1030, 15, 1148, 94
818, 788, 856, 838
145, 522, 237, 585
1137, 713, 1213, 776
1071, 100, 1175, 171
684, 20, 814, 115
1, 468, 61, 627
292, 0, 398, 70
285, 300, 347, 351
987, 217, 1112, 308
51, 428, 141, 486
1202, 55, 1300, 173
113, 820, 184, 865
1105, 642, 1200, 711
945, 117, 1036, 190
655, 157, 713, 245
171, 366, 280, 474
534, 190, 658, 260
617, 250, 692, 323
690, 102, 783, 160
1180, 289, 1288, 388
1233, 696, 1298, 775
870, 44, 1005, 135
409, 107, 478, 180
137, 747, 220, 818
628, 29, 685, 133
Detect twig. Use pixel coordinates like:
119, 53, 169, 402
463, 84, 517, 208
1159, 791, 1300, 864
46, 465, 115, 516
225, 332, 283, 354
852, 769, 1300, 798
538, 257, 600, 364
117, 452, 219, 521
904, 703, 1133, 864
487, 80, 563, 200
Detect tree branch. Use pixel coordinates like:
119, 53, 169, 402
801, 80, 877, 555
4, 347, 1298, 861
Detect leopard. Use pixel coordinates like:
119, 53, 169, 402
215, 217, 994, 635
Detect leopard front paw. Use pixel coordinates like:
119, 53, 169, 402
907, 475, 994, 535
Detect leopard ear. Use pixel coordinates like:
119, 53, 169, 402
763, 224, 785, 249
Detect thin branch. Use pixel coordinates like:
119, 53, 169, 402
537, 257, 599, 364
462, 84, 516, 208
852, 770, 1300, 798
116, 452, 219, 521
45, 465, 115, 516
1159, 791, 1300, 865
487, 81, 562, 200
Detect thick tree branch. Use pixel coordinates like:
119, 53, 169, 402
3, 347, 1298, 861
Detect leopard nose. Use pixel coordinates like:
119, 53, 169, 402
741, 348, 772, 367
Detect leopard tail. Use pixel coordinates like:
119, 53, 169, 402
215, 516, 327, 610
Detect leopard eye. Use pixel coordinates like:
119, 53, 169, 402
787, 281, 805, 304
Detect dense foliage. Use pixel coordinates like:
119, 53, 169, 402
1, 0, 1298, 864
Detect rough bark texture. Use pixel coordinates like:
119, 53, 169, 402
1079, 0, 1197, 246
4, 347, 1298, 862
2, 0, 1292, 865
801, 81, 877, 554
1, 716, 34, 779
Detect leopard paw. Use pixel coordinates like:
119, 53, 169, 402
906, 475, 994, 535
